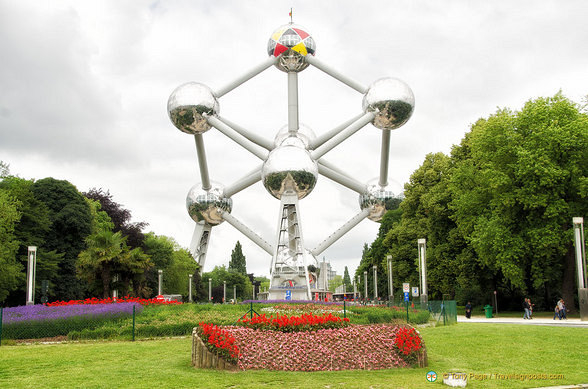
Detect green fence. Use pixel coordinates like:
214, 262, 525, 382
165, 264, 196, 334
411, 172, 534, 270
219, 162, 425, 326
426, 300, 458, 325
0, 301, 434, 345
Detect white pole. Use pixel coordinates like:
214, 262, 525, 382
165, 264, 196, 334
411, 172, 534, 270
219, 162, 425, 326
418, 239, 427, 299
208, 278, 212, 302
387, 255, 393, 302
223, 280, 227, 303
26, 246, 37, 305
373, 265, 378, 300
364, 271, 368, 301
573, 217, 586, 289
188, 274, 193, 303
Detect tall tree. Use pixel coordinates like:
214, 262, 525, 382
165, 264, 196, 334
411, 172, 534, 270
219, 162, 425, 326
228, 241, 247, 275
32, 178, 92, 301
343, 266, 352, 288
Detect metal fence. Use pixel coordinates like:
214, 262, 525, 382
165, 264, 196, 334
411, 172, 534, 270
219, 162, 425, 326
426, 300, 458, 325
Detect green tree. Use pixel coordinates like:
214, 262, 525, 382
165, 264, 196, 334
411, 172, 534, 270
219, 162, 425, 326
228, 241, 247, 275
202, 265, 252, 302
343, 266, 352, 288
162, 248, 199, 297
142, 232, 175, 295
0, 189, 22, 303
32, 178, 92, 300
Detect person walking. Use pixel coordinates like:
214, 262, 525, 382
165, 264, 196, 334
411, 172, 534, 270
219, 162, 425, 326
523, 298, 531, 320
465, 301, 472, 319
553, 303, 560, 320
528, 298, 534, 319
558, 299, 567, 320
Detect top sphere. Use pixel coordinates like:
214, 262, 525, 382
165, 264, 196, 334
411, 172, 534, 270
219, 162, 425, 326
267, 23, 316, 72
168, 82, 219, 134
363, 78, 415, 130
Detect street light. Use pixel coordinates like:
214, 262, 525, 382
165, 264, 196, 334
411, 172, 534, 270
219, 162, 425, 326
208, 278, 212, 302
26, 246, 37, 305
363, 271, 368, 302
573, 217, 587, 321
418, 239, 428, 305
387, 255, 393, 302
158, 269, 163, 296
188, 274, 193, 303
373, 265, 378, 300
223, 280, 226, 303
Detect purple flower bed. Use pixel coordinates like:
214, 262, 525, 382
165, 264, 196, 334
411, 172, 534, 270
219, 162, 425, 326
3, 302, 143, 324
224, 324, 409, 371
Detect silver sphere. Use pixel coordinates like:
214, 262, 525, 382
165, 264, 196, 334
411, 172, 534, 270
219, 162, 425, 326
267, 23, 316, 73
359, 178, 404, 222
262, 144, 318, 200
273, 123, 316, 149
186, 182, 232, 225
168, 82, 219, 134
363, 78, 415, 130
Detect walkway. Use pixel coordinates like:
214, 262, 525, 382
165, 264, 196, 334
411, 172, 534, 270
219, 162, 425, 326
457, 315, 588, 327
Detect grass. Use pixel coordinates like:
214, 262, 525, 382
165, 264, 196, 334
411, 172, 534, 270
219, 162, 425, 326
0, 323, 585, 388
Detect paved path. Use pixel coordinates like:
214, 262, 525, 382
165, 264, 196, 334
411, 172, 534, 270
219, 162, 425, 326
457, 316, 588, 327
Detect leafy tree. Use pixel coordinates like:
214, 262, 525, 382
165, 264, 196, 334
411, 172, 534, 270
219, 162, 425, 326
202, 265, 252, 302
142, 232, 175, 294
228, 241, 247, 275
328, 275, 343, 293
0, 160, 10, 178
0, 189, 22, 303
32, 178, 92, 301
162, 248, 199, 297
84, 188, 148, 248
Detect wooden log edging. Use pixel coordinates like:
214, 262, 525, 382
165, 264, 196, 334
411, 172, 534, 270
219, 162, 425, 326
191, 328, 238, 370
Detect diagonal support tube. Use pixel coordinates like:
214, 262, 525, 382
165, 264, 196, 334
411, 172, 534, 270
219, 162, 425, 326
208, 116, 269, 160
194, 134, 211, 191
318, 163, 366, 194
311, 208, 371, 256
311, 112, 375, 160
214, 56, 278, 98
306, 55, 368, 94
221, 211, 274, 255
379, 129, 391, 187
223, 166, 262, 197
218, 117, 274, 151
310, 113, 365, 150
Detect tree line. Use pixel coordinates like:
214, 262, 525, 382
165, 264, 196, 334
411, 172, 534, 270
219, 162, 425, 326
356, 94, 587, 311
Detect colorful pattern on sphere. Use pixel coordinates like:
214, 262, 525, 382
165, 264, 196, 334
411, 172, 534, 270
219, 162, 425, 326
267, 25, 316, 57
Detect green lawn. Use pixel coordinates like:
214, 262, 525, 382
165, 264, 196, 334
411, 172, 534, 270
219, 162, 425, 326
0, 323, 585, 388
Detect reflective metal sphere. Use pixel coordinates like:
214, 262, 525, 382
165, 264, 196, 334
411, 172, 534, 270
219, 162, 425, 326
359, 178, 404, 222
186, 182, 232, 225
362, 78, 415, 130
273, 123, 316, 149
168, 82, 219, 134
267, 23, 316, 72
262, 144, 318, 200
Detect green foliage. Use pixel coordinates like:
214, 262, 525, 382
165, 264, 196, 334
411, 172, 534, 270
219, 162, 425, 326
203, 266, 252, 302
162, 248, 199, 297
0, 189, 22, 303
343, 266, 351, 287
228, 241, 247, 275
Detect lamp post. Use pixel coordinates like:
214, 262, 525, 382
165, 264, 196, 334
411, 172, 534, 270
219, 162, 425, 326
223, 280, 227, 303
208, 278, 212, 302
418, 239, 428, 305
363, 271, 368, 302
158, 270, 163, 296
188, 274, 193, 303
356, 275, 360, 300
353, 278, 357, 301
26, 246, 37, 305
387, 255, 393, 303
234, 285, 237, 302
373, 265, 378, 300
573, 217, 587, 321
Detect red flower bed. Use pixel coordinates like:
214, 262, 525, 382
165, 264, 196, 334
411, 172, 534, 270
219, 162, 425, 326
237, 313, 349, 332
393, 327, 423, 365
198, 323, 239, 362
45, 296, 182, 307
223, 324, 416, 371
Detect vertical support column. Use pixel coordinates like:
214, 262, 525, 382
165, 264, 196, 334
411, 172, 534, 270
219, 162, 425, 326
158, 270, 163, 296
387, 255, 393, 302
373, 265, 378, 301
26, 246, 37, 305
379, 130, 391, 187
288, 72, 299, 134
188, 274, 193, 303
364, 271, 368, 302
223, 281, 227, 303
418, 239, 428, 305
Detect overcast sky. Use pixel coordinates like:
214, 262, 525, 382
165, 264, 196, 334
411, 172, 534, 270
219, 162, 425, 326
1, 1, 587, 281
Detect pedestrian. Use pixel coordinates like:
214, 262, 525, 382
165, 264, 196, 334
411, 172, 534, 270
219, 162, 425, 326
528, 298, 534, 319
553, 303, 560, 320
558, 299, 567, 320
523, 298, 531, 319
465, 301, 472, 319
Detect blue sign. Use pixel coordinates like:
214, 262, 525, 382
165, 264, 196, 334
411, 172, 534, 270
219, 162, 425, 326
404, 292, 410, 302
285, 290, 292, 301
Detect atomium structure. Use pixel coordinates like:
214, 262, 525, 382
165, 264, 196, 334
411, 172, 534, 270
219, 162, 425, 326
168, 22, 414, 301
